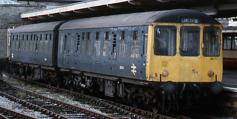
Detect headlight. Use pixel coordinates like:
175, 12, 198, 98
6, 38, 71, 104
162, 69, 169, 77
208, 70, 214, 77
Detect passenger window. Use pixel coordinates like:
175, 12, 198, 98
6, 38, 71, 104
121, 31, 125, 40
96, 32, 99, 40
63, 34, 67, 51
86, 32, 91, 55
21, 35, 23, 50
105, 32, 109, 40
80, 32, 83, 40
35, 35, 38, 51
30, 34, 33, 40
18, 35, 21, 50
13, 35, 15, 50
30, 34, 33, 51
203, 27, 221, 57
95, 32, 101, 56
23, 35, 25, 50
86, 32, 90, 40
180, 26, 200, 56
223, 36, 231, 50
154, 26, 176, 56
102, 31, 110, 56
14, 35, 16, 50
131, 30, 140, 58
119, 31, 126, 57
15, 35, 17, 48
133, 31, 138, 40
40, 34, 42, 40
49, 34, 52, 40
37, 34, 43, 52
45, 34, 48, 40
26, 35, 29, 51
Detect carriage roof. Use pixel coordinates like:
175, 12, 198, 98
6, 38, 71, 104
11, 9, 220, 33
60, 9, 220, 30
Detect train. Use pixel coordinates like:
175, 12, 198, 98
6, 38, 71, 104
7, 9, 223, 113
222, 26, 237, 69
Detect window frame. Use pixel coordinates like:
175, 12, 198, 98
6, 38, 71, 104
180, 26, 201, 57
154, 25, 177, 56
203, 26, 221, 57
223, 33, 237, 50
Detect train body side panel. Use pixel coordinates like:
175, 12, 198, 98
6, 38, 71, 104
9, 31, 54, 66
57, 26, 148, 80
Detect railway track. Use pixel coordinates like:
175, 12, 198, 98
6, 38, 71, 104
1, 73, 178, 119
181, 87, 237, 119
1, 73, 237, 119
0, 106, 36, 119
0, 92, 52, 119
0, 91, 68, 119
35, 82, 169, 119
219, 88, 237, 118
0, 82, 115, 119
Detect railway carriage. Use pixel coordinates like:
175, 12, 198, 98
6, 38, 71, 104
0, 27, 10, 73
9, 22, 62, 78
9, 21, 62, 67
58, 14, 148, 81
8, 9, 223, 112
222, 26, 237, 69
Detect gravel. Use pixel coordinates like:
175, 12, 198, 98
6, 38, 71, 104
1, 74, 110, 116
0, 95, 52, 119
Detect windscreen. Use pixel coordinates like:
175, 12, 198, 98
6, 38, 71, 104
203, 26, 221, 57
180, 26, 200, 56
154, 26, 176, 56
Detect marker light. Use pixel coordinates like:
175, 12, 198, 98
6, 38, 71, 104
208, 70, 214, 77
162, 70, 169, 77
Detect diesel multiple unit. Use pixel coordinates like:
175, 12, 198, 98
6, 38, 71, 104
9, 9, 223, 112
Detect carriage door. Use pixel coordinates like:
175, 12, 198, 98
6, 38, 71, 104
129, 27, 146, 79
148, 25, 178, 82
62, 32, 71, 67
94, 31, 102, 72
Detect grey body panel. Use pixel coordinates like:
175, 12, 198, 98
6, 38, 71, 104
0, 31, 7, 60
9, 21, 63, 66
10, 31, 55, 66
58, 26, 148, 80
